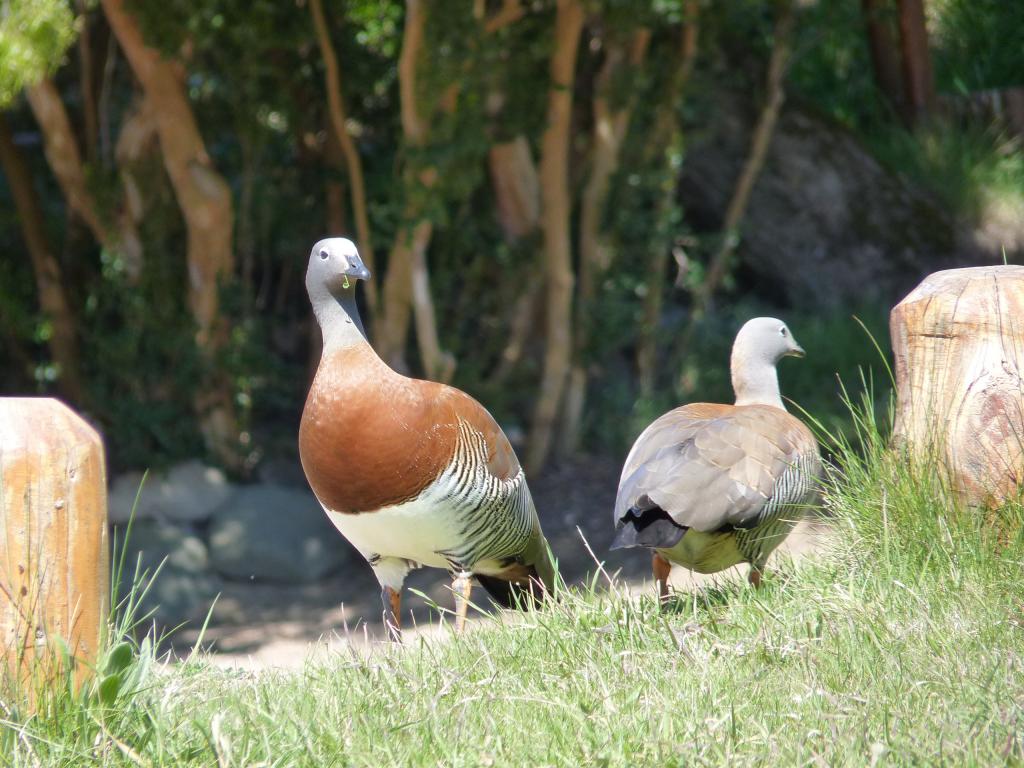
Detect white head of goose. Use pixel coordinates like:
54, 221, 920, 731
611, 317, 821, 601
299, 238, 554, 639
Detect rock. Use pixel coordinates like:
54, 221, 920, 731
207, 484, 348, 584
108, 460, 237, 524
255, 456, 308, 487
677, 91, 995, 309
115, 519, 221, 628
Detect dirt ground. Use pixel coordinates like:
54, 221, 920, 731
171, 456, 831, 669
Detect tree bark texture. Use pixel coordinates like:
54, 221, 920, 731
0, 398, 108, 693
323, 128, 349, 238
560, 27, 651, 456
112, 96, 158, 282
897, 0, 935, 124
489, 136, 540, 242
0, 115, 84, 404
860, 0, 905, 118
101, 0, 239, 465
487, 136, 541, 386
309, 0, 379, 331
891, 266, 1024, 507
76, 0, 100, 161
26, 79, 111, 248
682, 0, 793, 352
525, 0, 585, 474
377, 0, 453, 381
637, 0, 700, 398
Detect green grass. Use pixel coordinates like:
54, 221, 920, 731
4, 394, 1024, 766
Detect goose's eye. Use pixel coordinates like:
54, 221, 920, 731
319, 249, 329, 260
780, 327, 787, 337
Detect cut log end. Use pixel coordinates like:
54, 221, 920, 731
0, 398, 109, 693
891, 265, 1024, 507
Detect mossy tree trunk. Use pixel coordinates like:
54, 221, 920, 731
101, 0, 240, 468
0, 115, 84, 404
679, 0, 794, 360
377, 0, 454, 381
525, 0, 585, 474
636, 0, 700, 398
310, 0, 379, 335
897, 0, 935, 125
560, 27, 651, 456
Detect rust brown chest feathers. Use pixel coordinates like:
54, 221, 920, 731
299, 345, 520, 514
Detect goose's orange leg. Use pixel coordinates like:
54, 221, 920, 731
748, 565, 763, 589
652, 552, 672, 608
382, 586, 402, 642
452, 571, 473, 634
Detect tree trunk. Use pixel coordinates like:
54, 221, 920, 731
0, 115, 84, 404
487, 136, 544, 387
76, 0, 99, 162
524, 0, 585, 475
113, 95, 158, 282
101, 0, 239, 467
486, 284, 542, 387
680, 0, 793, 356
376, 0, 454, 380
324, 128, 349, 237
26, 79, 111, 247
309, 0, 379, 332
486, 133, 542, 387
637, 0, 700, 398
861, 0, 905, 118
891, 266, 1024, 507
489, 136, 540, 241
560, 27, 651, 456
897, 0, 935, 125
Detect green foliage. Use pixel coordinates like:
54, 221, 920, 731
788, 0, 888, 129
2, 0, 1022, 475
0, 0, 75, 106
786, 0, 1024, 223
81, 239, 206, 471
932, 0, 1024, 93
867, 123, 1024, 221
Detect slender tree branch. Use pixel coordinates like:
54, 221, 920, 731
680, 0, 795, 356
484, 0, 524, 34
0, 115, 83, 403
525, 0, 585, 474
309, 0, 379, 329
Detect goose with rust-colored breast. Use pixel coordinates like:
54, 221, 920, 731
299, 238, 554, 639
611, 317, 821, 602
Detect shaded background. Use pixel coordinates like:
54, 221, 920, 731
1, 0, 1022, 640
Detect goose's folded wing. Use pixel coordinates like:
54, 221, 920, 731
615, 404, 819, 532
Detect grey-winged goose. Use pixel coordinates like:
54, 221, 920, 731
611, 317, 821, 601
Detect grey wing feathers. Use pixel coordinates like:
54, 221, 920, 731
614, 404, 820, 532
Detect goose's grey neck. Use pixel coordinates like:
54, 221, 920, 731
311, 285, 368, 351
731, 358, 786, 410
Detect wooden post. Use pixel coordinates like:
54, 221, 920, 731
891, 266, 1024, 506
0, 398, 108, 689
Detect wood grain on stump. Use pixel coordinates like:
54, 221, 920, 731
891, 265, 1024, 506
0, 398, 108, 689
